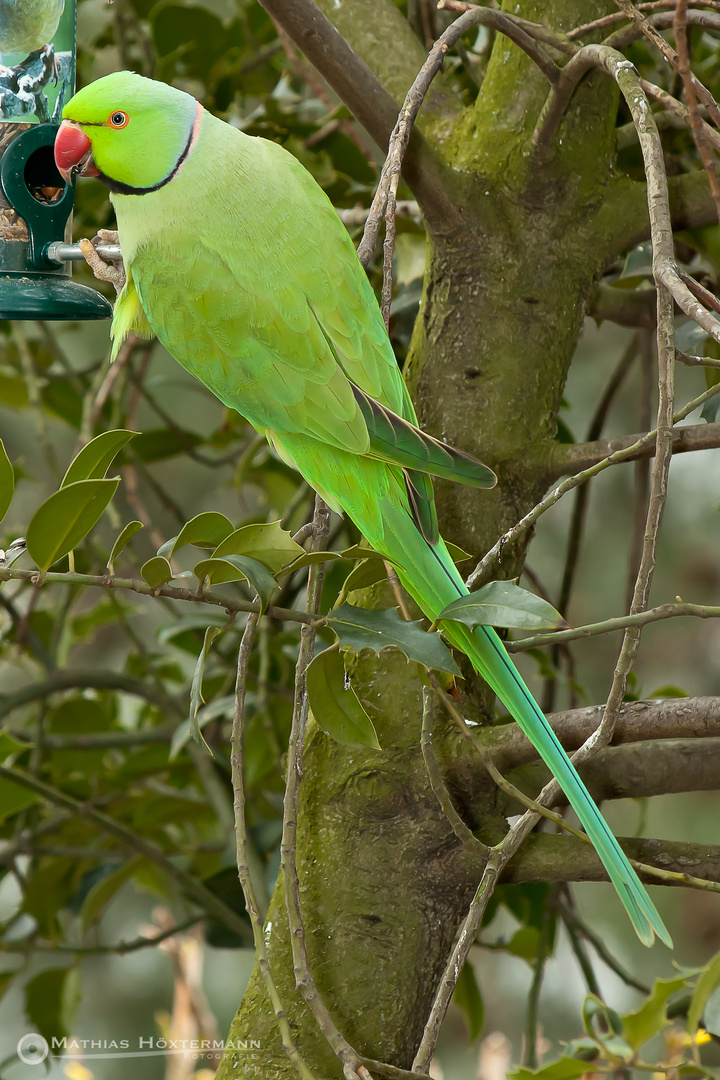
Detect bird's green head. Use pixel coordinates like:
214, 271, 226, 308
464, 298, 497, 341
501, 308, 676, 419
54, 71, 199, 194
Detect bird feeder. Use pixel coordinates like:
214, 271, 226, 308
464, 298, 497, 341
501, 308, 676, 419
0, 0, 112, 319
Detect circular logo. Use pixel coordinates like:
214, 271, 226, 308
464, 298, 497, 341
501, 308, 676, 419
17, 1034, 49, 1065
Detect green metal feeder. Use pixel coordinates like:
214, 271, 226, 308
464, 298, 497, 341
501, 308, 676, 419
0, 0, 112, 320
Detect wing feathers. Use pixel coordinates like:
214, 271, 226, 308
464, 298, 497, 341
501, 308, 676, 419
351, 383, 497, 490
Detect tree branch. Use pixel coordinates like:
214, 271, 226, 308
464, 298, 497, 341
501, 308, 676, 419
0, 669, 183, 722
504, 737, 720, 808
548, 419, 720, 477
505, 832, 720, 886
485, 695, 720, 771
256, 0, 461, 235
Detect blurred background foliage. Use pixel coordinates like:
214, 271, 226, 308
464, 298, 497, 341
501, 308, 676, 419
1, 2, 720, 1078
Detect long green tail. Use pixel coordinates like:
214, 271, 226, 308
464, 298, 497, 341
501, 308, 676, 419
381, 501, 672, 949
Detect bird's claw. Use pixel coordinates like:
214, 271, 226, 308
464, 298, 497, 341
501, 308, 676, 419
80, 231, 126, 294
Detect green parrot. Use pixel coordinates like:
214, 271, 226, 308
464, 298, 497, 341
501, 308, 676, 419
0, 0, 64, 60
55, 70, 671, 949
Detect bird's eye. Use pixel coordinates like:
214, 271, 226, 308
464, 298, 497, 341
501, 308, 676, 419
108, 111, 129, 128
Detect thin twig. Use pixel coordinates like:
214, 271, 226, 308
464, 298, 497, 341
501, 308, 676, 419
468, 373, 720, 589
569, 0, 720, 40
280, 497, 373, 1080
230, 611, 318, 1080
625, 332, 653, 613
0, 765, 252, 939
674, 0, 720, 223
508, 599, 720, 652
558, 900, 650, 993
356, 7, 560, 268
639, 78, 720, 154
607, 4, 720, 127
557, 334, 639, 623
420, 687, 489, 852
0, 916, 201, 955
523, 886, 558, 1068
0, 566, 315, 624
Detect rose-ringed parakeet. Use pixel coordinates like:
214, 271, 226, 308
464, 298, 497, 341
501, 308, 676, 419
0, 0, 64, 62
54, 70, 671, 948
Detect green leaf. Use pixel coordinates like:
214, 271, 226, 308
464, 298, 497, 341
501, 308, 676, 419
688, 948, 720, 1036
189, 626, 222, 755
108, 520, 144, 573
25, 967, 73, 1045
141, 556, 174, 588
193, 555, 276, 610
0, 776, 41, 822
60, 429, 137, 487
507, 1059, 589, 1080
703, 984, 720, 1037
0, 438, 14, 525
307, 648, 381, 749
340, 543, 402, 566
619, 241, 654, 281
446, 541, 472, 564
622, 974, 690, 1050
0, 728, 30, 762
164, 512, 234, 557
339, 558, 389, 598
453, 960, 484, 1041
439, 580, 566, 631
81, 857, 142, 930
213, 520, 304, 574
281, 550, 343, 573
584, 993, 623, 1038
326, 602, 460, 676
678, 1067, 720, 1079
0, 370, 28, 407
131, 428, 202, 462
26, 479, 120, 572
506, 925, 541, 963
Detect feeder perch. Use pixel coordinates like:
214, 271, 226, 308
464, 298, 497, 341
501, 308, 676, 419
0, 0, 112, 320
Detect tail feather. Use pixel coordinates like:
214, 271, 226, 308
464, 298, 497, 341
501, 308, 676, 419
382, 506, 671, 949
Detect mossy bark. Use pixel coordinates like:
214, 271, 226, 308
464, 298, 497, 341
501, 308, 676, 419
216, 3, 651, 1077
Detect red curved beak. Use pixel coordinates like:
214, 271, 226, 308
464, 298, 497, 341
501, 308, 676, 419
54, 121, 99, 184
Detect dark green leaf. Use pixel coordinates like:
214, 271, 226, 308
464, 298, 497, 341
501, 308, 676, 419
327, 602, 460, 676
213, 520, 304, 573
453, 960, 484, 1042
0, 728, 30, 762
108, 520, 144, 572
166, 512, 234, 556
81, 857, 142, 930
193, 555, 276, 610
307, 648, 380, 749
140, 556, 174, 588
61, 429, 137, 487
25, 968, 73, 1045
26, 479, 120, 572
281, 550, 343, 573
189, 626, 222, 754
131, 428, 202, 462
439, 580, 566, 631
0, 438, 14, 524
202, 868, 252, 949
0, 777, 41, 821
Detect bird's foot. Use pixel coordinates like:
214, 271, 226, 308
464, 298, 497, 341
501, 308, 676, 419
80, 231, 126, 294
